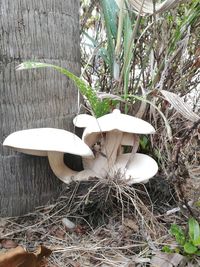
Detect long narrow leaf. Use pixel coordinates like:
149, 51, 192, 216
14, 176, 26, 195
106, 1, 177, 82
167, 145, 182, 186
16, 62, 111, 117
100, 0, 119, 74
128, 94, 172, 140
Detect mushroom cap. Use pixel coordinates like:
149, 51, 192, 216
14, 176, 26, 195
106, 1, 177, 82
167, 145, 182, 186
3, 128, 94, 158
115, 153, 158, 184
73, 114, 97, 128
82, 109, 155, 146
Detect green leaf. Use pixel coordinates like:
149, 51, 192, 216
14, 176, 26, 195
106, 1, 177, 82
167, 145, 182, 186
128, 94, 172, 141
82, 31, 110, 65
184, 242, 198, 254
100, 0, 118, 39
123, 11, 133, 100
170, 224, 186, 246
189, 218, 200, 245
16, 61, 111, 117
100, 0, 119, 73
140, 136, 149, 150
195, 250, 200, 256
162, 245, 174, 253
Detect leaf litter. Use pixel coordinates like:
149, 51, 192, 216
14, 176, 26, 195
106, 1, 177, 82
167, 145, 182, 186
1, 175, 196, 267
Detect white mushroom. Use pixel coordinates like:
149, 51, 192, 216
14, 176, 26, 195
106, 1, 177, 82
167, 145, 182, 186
114, 153, 158, 184
4, 110, 158, 186
73, 114, 97, 128
3, 128, 97, 184
80, 109, 156, 178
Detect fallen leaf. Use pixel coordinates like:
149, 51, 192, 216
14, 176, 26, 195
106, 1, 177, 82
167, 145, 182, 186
0, 245, 52, 267
34, 245, 52, 262
0, 246, 28, 267
160, 90, 200, 122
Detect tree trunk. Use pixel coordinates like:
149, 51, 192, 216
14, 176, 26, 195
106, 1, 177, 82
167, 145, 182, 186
0, 0, 80, 216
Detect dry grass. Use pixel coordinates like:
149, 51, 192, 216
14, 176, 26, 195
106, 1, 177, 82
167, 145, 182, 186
0, 175, 182, 267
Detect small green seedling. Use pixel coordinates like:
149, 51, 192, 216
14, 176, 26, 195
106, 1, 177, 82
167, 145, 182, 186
163, 218, 200, 256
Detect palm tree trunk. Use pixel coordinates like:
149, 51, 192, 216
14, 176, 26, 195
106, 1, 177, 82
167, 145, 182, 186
0, 0, 80, 216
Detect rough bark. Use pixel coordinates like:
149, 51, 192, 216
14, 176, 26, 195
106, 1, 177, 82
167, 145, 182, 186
0, 0, 80, 216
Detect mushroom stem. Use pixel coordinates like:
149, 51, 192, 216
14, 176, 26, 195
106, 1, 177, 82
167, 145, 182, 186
102, 130, 123, 171
117, 133, 140, 156
82, 130, 123, 178
125, 135, 140, 169
48, 151, 77, 184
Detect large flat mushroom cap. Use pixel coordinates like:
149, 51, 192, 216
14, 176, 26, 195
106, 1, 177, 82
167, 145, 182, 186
3, 128, 94, 158
82, 109, 155, 146
115, 153, 158, 184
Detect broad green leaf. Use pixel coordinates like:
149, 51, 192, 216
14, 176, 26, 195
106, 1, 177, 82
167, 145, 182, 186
189, 218, 200, 245
170, 224, 186, 246
184, 242, 198, 254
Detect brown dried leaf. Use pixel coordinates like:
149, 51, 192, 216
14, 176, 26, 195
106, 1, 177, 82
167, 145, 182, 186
0, 246, 28, 267
34, 245, 52, 262
0, 245, 52, 267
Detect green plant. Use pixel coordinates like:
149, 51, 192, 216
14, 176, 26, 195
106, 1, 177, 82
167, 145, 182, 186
163, 218, 200, 256
17, 61, 118, 118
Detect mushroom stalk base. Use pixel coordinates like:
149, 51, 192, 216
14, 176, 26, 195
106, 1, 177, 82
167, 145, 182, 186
48, 151, 98, 184
48, 151, 77, 184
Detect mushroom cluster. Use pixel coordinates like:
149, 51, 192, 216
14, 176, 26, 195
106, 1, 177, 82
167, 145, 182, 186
3, 109, 158, 184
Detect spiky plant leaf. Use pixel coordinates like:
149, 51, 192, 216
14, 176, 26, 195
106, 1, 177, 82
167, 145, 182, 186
16, 62, 111, 117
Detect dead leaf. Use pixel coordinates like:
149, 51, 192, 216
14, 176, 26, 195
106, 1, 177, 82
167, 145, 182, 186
128, 0, 181, 15
1, 239, 18, 249
150, 252, 185, 267
161, 90, 200, 122
34, 245, 52, 262
0, 245, 52, 267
